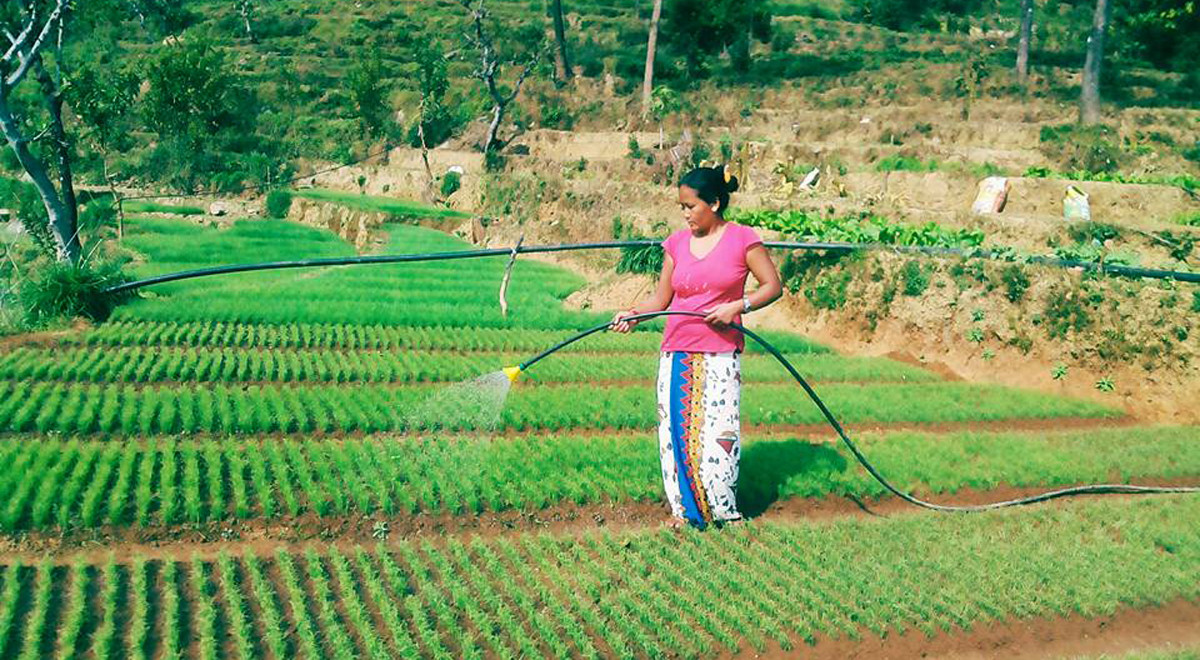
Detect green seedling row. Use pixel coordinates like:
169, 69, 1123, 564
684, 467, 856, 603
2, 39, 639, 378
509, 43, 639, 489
0, 426, 1193, 533
0, 497, 1197, 658
74, 320, 831, 355
0, 345, 930, 385
0, 380, 1117, 436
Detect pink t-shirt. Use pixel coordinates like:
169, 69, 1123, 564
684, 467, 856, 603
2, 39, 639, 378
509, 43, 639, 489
660, 222, 764, 353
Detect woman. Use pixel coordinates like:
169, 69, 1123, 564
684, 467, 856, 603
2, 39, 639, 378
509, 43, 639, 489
612, 164, 783, 529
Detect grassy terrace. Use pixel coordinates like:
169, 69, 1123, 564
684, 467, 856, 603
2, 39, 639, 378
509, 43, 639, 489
293, 188, 473, 221
1, 216, 1197, 657
0, 427, 1193, 533
0, 496, 1196, 658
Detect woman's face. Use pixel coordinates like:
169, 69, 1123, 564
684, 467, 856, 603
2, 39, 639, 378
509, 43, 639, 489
678, 185, 720, 234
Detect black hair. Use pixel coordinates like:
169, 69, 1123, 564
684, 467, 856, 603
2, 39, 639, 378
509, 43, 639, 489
678, 165, 740, 215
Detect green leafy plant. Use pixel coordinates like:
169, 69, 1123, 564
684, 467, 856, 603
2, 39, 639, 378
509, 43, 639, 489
1052, 364, 1069, 380
265, 189, 293, 218
901, 260, 931, 296
1095, 377, 1115, 393
20, 260, 135, 325
616, 244, 664, 276
1001, 265, 1030, 303
440, 171, 462, 198
735, 209, 984, 248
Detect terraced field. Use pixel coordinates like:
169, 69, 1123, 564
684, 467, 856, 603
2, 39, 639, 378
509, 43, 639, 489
0, 216, 1197, 657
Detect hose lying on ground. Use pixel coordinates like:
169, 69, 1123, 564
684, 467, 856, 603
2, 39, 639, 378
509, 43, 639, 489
509, 310, 1200, 513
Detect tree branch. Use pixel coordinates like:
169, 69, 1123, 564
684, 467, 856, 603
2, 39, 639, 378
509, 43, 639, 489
5, 0, 69, 88
2, 5, 37, 62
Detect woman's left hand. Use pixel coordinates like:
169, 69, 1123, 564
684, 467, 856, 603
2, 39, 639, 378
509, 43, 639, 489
703, 301, 742, 328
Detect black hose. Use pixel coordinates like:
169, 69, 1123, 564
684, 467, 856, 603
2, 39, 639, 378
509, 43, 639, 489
520, 310, 1200, 513
103, 239, 1200, 295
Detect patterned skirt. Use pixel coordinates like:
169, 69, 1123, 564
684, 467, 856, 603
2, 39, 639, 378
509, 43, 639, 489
656, 351, 742, 527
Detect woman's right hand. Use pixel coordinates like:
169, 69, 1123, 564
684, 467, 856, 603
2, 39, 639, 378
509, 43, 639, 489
611, 310, 639, 333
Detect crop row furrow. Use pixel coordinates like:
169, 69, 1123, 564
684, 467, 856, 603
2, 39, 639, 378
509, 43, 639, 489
73, 320, 828, 355
0, 345, 927, 385
0, 427, 1195, 535
0, 496, 1196, 658
0, 381, 1117, 436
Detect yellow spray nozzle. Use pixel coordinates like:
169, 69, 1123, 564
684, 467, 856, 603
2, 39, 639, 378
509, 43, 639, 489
503, 366, 523, 383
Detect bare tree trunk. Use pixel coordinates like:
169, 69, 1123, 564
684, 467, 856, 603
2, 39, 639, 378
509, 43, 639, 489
35, 59, 80, 257
1016, 0, 1034, 85
417, 98, 438, 204
102, 155, 126, 240
486, 104, 505, 153
459, 0, 539, 154
641, 0, 664, 119
549, 0, 571, 83
1079, 0, 1111, 124
0, 96, 78, 262
0, 0, 78, 262
238, 0, 256, 42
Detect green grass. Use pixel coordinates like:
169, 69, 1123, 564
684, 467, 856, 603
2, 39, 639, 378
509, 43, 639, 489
0, 495, 1197, 657
0, 426, 1193, 531
116, 220, 601, 329
294, 188, 472, 220
120, 200, 206, 216
0, 345, 933, 385
73, 320, 830, 355
0, 380, 1119, 436
875, 155, 942, 172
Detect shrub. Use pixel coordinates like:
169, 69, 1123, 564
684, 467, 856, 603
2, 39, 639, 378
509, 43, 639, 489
616, 244, 664, 276
627, 136, 643, 160
20, 260, 135, 325
1043, 287, 1091, 339
805, 268, 852, 310
1038, 124, 1124, 174
440, 171, 462, 198
1184, 140, 1200, 164
484, 149, 507, 173
900, 260, 931, 296
876, 155, 940, 172
265, 190, 293, 219
1001, 265, 1030, 303
1192, 290, 1200, 313
538, 95, 575, 130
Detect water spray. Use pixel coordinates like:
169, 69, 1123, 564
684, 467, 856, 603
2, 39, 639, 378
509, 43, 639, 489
505, 310, 1200, 513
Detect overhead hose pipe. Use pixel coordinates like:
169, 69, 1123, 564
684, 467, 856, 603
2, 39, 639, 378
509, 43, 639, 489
505, 310, 1200, 513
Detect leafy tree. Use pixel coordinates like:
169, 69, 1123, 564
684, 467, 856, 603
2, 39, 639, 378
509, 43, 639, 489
851, 0, 986, 31
139, 37, 280, 191
661, 0, 772, 77
1115, 0, 1199, 72
124, 0, 196, 35
142, 38, 252, 139
347, 46, 390, 138
66, 63, 138, 237
407, 39, 454, 148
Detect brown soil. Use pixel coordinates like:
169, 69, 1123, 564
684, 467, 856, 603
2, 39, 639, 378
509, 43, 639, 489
0, 318, 89, 351
4, 478, 1196, 565
796, 299, 1199, 426
726, 598, 1200, 660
